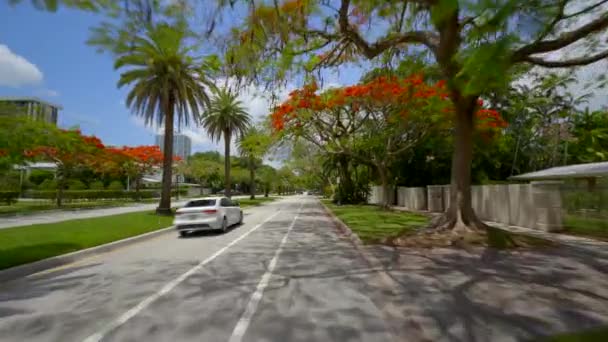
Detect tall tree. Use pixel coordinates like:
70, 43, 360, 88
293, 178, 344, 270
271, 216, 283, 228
201, 89, 251, 198
221, 0, 608, 233
237, 126, 272, 199
183, 158, 223, 194
114, 23, 214, 215
272, 75, 504, 207
105, 145, 165, 200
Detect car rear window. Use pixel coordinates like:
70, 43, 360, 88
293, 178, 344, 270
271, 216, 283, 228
184, 199, 216, 207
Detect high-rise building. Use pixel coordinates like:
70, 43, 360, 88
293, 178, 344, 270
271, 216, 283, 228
0, 97, 62, 125
155, 133, 192, 160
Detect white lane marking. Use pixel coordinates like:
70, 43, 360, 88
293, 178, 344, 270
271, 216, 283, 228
82, 210, 282, 342
228, 203, 303, 342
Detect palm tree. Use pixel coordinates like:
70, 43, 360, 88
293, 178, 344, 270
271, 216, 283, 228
201, 89, 251, 198
115, 23, 215, 215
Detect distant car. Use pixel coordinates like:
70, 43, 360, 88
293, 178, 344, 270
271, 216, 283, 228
174, 197, 243, 237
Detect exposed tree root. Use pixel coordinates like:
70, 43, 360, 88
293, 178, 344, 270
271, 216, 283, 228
387, 211, 554, 249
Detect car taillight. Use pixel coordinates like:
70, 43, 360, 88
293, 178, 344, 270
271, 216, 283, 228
202, 209, 217, 214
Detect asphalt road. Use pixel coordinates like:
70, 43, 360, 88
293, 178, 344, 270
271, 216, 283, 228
0, 196, 395, 342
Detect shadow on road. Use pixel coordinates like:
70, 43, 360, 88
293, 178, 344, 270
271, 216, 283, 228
361, 239, 608, 341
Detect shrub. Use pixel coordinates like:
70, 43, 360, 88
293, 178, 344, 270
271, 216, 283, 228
68, 179, 87, 190
107, 180, 124, 191
89, 180, 105, 190
171, 189, 188, 197
29, 170, 55, 185
21, 188, 187, 201
38, 179, 57, 190
0, 191, 19, 205
24, 190, 156, 200
0, 171, 20, 191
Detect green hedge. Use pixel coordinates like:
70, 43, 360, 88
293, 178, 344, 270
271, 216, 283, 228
22, 189, 187, 201
0, 191, 19, 205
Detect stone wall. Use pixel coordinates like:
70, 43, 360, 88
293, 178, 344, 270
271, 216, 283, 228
396, 187, 427, 210
368, 183, 563, 231
368, 186, 395, 205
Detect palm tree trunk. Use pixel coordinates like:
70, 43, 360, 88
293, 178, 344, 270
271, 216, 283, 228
249, 157, 256, 200
224, 130, 232, 198
135, 176, 141, 202
157, 101, 175, 215
56, 165, 65, 207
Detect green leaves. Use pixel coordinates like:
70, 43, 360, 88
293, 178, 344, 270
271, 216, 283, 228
10, 0, 110, 12
457, 36, 516, 95
430, 0, 458, 27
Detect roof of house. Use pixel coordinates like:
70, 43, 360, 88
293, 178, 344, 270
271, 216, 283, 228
509, 161, 608, 181
0, 96, 63, 110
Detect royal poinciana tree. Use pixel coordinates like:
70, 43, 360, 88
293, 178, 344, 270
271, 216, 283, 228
221, 0, 608, 232
105, 145, 165, 199
272, 75, 506, 207
24, 129, 106, 207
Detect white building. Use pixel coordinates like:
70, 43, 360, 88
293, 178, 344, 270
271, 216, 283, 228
0, 96, 62, 125
155, 133, 192, 161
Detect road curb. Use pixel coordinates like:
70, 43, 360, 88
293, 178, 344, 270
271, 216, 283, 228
319, 201, 391, 275
0, 226, 175, 283
318, 201, 428, 340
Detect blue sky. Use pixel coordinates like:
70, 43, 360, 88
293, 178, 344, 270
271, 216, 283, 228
0, 2, 362, 154
2, 2, 605, 155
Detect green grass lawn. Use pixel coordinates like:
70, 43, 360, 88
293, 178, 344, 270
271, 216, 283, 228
0, 199, 160, 216
238, 197, 277, 208
563, 215, 608, 240
0, 211, 174, 270
322, 200, 429, 243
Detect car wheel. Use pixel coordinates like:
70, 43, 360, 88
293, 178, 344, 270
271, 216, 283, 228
238, 211, 243, 225
179, 231, 188, 238
222, 217, 228, 233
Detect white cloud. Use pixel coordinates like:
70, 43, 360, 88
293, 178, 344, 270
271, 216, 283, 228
0, 44, 43, 87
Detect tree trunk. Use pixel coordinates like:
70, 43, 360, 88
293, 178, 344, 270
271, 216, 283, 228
135, 177, 141, 202
56, 166, 65, 207
377, 165, 390, 209
249, 159, 256, 200
439, 100, 487, 232
156, 101, 175, 216
337, 156, 353, 204
224, 130, 232, 199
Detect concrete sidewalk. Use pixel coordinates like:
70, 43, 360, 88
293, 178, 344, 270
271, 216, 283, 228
391, 205, 608, 256
0, 195, 258, 229
0, 200, 188, 229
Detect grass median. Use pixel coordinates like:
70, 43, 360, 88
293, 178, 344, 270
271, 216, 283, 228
0, 199, 161, 216
563, 215, 608, 240
322, 200, 429, 243
0, 211, 173, 270
237, 196, 277, 208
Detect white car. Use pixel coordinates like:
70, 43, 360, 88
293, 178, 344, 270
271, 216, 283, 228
174, 197, 243, 237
